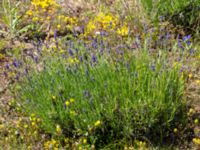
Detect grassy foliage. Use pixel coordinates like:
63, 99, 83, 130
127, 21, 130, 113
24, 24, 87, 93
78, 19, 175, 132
15, 41, 187, 148
0, 0, 200, 149
141, 0, 200, 36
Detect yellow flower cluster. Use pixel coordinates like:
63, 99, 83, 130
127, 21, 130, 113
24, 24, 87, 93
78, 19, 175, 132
56, 124, 62, 134
65, 98, 75, 106
117, 24, 129, 37
133, 140, 148, 150
85, 12, 118, 36
193, 138, 200, 145
94, 120, 101, 127
44, 139, 59, 150
31, 0, 58, 9
95, 12, 117, 29
56, 15, 78, 31
25, 0, 59, 23
68, 57, 79, 65
187, 108, 195, 116
84, 12, 129, 37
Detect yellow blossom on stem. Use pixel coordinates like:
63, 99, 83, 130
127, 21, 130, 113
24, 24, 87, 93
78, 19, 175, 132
0, 124, 4, 130
69, 98, 75, 103
193, 138, 200, 145
56, 124, 62, 134
117, 25, 129, 37
188, 73, 193, 79
83, 138, 87, 144
65, 101, 70, 106
173, 128, 178, 133
194, 119, 199, 124
94, 120, 101, 127
57, 24, 61, 30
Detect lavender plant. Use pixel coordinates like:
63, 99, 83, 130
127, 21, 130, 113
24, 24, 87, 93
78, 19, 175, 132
14, 37, 187, 148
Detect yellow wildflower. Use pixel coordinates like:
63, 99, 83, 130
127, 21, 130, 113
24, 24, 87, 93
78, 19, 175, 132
188, 73, 193, 79
117, 25, 129, 37
32, 17, 39, 22
52, 95, 56, 100
193, 138, 200, 145
31, 122, 36, 126
83, 138, 87, 144
68, 57, 79, 64
94, 120, 101, 127
70, 110, 76, 116
0, 124, 4, 130
69, 98, 75, 103
173, 128, 178, 133
65, 101, 70, 106
56, 124, 62, 134
46, 16, 51, 20
24, 124, 28, 128
188, 108, 195, 116
196, 80, 200, 84
44, 139, 59, 149
194, 119, 199, 124
26, 10, 33, 16
57, 24, 61, 30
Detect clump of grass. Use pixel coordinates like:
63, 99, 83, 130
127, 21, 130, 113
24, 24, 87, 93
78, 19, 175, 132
15, 43, 187, 148
141, 0, 200, 37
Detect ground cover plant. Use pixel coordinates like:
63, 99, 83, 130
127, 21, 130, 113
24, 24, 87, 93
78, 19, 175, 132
0, 0, 200, 149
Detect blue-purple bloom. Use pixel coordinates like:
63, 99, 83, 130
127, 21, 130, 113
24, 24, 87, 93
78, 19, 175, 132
79, 56, 83, 62
5, 63, 10, 69
54, 30, 57, 40
183, 35, 191, 41
68, 48, 74, 56
92, 54, 97, 63
151, 64, 156, 71
166, 32, 170, 39
159, 15, 164, 22
13, 59, 19, 68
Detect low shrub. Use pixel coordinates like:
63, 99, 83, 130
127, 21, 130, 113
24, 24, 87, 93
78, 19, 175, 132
16, 44, 187, 148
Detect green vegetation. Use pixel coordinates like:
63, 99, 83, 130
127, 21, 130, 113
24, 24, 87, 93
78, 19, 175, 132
0, 0, 199, 149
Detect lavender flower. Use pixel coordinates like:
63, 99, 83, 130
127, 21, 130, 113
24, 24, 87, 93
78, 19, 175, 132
24, 68, 29, 75
15, 73, 20, 80
91, 38, 98, 49
166, 32, 170, 40
13, 59, 19, 68
79, 56, 83, 62
68, 48, 74, 56
3, 72, 7, 77
91, 54, 97, 63
80, 26, 84, 34
151, 64, 156, 71
183, 35, 191, 41
159, 15, 164, 22
54, 30, 57, 40
5, 63, 10, 70
189, 49, 195, 54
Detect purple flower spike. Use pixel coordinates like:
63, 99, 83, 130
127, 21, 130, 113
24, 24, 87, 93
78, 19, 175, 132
166, 32, 170, 39
159, 15, 164, 22
189, 49, 195, 54
54, 30, 57, 40
68, 48, 74, 56
3, 72, 8, 77
79, 56, 83, 62
92, 54, 97, 63
81, 26, 84, 34
183, 35, 191, 41
5, 63, 10, 70
15, 73, 20, 80
13, 59, 19, 68
151, 64, 156, 71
